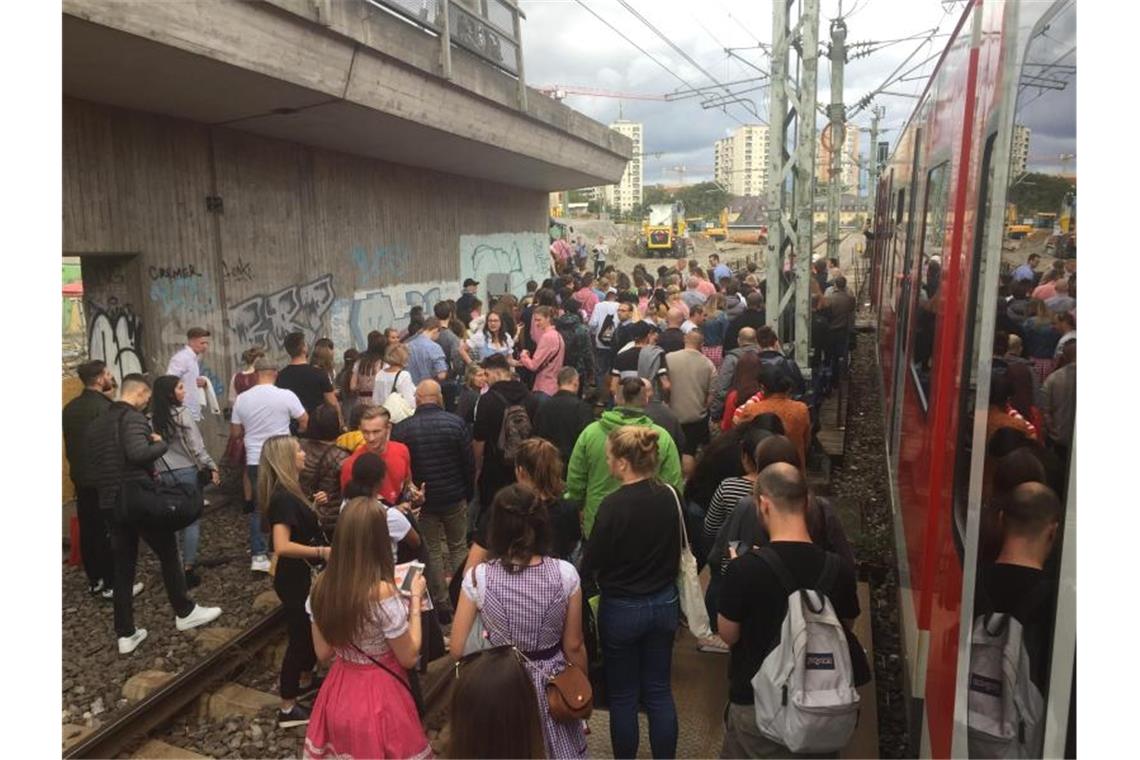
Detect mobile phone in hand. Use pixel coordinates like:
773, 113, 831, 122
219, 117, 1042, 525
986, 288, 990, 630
399, 562, 425, 595
728, 541, 742, 556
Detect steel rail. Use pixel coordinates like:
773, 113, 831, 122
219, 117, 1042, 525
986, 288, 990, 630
64, 607, 286, 759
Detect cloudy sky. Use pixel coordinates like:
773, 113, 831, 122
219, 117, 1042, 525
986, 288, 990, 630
518, 0, 977, 185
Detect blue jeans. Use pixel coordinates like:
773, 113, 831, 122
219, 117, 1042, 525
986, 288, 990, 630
159, 466, 201, 567
246, 465, 268, 556
600, 584, 680, 759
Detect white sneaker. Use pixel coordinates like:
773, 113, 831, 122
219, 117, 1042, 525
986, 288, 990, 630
100, 582, 145, 600
118, 628, 148, 655
175, 604, 222, 632
697, 634, 731, 654
251, 554, 271, 573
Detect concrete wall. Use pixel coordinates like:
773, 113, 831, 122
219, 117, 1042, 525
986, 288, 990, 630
64, 97, 551, 396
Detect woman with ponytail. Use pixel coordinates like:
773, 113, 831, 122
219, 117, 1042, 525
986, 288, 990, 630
448, 484, 589, 758
580, 425, 681, 759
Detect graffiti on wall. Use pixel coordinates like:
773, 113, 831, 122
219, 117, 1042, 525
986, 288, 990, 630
348, 281, 456, 348
228, 274, 337, 356
222, 257, 255, 283
459, 232, 550, 299
87, 298, 144, 385
351, 245, 412, 286
149, 275, 218, 318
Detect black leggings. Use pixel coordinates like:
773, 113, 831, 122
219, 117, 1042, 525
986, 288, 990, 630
278, 596, 316, 701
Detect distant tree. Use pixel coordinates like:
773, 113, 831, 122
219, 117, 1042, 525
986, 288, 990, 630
1007, 172, 1075, 218
676, 182, 729, 219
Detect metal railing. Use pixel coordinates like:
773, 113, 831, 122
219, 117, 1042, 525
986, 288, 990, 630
364, 0, 528, 108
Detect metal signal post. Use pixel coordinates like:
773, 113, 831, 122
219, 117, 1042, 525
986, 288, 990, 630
765, 0, 821, 371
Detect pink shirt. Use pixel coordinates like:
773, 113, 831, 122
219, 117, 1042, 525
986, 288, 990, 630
696, 279, 716, 297
574, 286, 600, 318
520, 328, 565, 395
1032, 281, 1057, 301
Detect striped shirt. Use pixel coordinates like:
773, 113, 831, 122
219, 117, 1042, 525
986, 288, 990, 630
703, 476, 756, 542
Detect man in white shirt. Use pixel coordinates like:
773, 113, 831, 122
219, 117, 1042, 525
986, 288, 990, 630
166, 327, 211, 421
592, 236, 609, 278
229, 358, 309, 572
588, 289, 621, 389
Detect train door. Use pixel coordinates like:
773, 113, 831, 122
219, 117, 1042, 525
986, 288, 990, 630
953, 0, 1076, 755
889, 134, 923, 450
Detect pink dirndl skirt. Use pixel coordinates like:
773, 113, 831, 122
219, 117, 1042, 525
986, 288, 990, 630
304, 652, 432, 760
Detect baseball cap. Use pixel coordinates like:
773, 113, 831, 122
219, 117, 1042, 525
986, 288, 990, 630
463, 278, 480, 287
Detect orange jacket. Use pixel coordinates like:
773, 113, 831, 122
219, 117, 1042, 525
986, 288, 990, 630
733, 393, 811, 473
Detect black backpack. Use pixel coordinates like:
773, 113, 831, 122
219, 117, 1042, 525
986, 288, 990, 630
597, 312, 616, 348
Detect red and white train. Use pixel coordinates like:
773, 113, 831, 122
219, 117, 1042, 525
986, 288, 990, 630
866, 0, 1076, 756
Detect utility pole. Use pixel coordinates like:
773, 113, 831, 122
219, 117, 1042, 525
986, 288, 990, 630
766, 0, 821, 372
826, 12, 848, 263
866, 105, 884, 234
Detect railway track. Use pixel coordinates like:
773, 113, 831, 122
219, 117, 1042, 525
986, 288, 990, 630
64, 603, 455, 759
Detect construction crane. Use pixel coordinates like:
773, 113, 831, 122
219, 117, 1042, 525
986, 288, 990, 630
537, 85, 668, 102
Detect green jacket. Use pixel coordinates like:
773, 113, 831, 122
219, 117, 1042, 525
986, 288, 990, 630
565, 407, 684, 537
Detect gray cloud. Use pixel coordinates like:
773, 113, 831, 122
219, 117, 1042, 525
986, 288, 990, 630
520, 0, 970, 185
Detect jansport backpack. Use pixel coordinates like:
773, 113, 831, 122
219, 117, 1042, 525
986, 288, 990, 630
966, 583, 1050, 759
494, 391, 532, 464
751, 547, 860, 753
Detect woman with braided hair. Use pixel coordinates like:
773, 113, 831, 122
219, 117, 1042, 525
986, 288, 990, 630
449, 484, 589, 758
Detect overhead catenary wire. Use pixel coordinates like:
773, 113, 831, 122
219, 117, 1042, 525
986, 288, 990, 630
614, 0, 767, 123
571, 0, 750, 126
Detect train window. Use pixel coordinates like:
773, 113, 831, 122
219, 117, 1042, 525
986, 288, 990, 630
952, 137, 996, 552
909, 162, 951, 412
889, 189, 905, 310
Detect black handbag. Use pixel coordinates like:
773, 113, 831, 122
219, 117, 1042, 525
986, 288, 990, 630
114, 409, 202, 531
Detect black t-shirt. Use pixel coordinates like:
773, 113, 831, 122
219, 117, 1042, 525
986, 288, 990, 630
979, 562, 1054, 689
276, 364, 333, 413
658, 328, 685, 354
611, 346, 642, 378
580, 480, 681, 597
718, 541, 860, 704
268, 488, 325, 601
472, 380, 539, 503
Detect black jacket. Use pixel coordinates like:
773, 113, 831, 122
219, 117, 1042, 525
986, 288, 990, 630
62, 389, 112, 487
534, 390, 594, 471
472, 379, 539, 504
85, 402, 168, 513
723, 309, 768, 352
391, 404, 475, 513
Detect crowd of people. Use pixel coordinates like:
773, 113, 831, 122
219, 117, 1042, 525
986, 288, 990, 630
60, 241, 1073, 758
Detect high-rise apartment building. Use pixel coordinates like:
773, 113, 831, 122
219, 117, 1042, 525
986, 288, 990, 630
713, 125, 769, 197
817, 125, 860, 190
599, 120, 643, 213
1011, 124, 1030, 176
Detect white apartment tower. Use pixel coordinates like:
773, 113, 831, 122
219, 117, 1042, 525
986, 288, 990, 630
1011, 124, 1030, 176
713, 125, 769, 197
601, 120, 644, 213
817, 125, 861, 190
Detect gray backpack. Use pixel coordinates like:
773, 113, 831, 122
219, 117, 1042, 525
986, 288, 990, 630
967, 584, 1049, 759
751, 548, 860, 753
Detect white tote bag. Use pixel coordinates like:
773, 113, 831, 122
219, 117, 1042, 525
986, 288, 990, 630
667, 485, 713, 639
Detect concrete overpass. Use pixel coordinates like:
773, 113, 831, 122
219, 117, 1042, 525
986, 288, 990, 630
62, 0, 631, 400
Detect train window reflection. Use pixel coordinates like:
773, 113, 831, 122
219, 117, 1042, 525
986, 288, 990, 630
968, 1, 1075, 756
910, 162, 951, 412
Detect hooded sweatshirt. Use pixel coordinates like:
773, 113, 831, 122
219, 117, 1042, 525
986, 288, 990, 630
565, 406, 684, 537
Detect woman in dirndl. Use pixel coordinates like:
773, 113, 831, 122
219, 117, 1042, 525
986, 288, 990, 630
305, 497, 432, 760
449, 484, 589, 759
